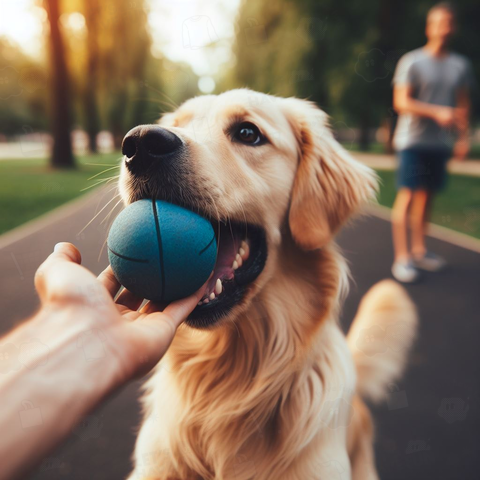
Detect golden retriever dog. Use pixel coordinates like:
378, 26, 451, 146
118, 89, 417, 480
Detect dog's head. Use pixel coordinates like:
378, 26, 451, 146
119, 89, 377, 328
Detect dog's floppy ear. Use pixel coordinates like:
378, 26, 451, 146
282, 98, 378, 250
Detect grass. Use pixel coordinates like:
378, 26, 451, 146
345, 142, 480, 159
376, 169, 480, 240
0, 153, 479, 242
0, 153, 122, 235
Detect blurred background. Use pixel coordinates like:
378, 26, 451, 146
0, 0, 479, 238
1, 1, 480, 479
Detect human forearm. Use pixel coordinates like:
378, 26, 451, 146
0, 242, 203, 479
452, 88, 471, 160
456, 89, 470, 139
395, 96, 446, 121
393, 85, 459, 127
0, 306, 122, 480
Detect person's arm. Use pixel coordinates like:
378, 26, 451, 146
452, 87, 471, 160
393, 84, 459, 128
0, 243, 206, 480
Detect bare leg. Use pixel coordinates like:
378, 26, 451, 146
391, 188, 413, 262
423, 192, 433, 238
410, 189, 430, 258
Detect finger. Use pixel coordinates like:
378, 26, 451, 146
140, 300, 168, 315
53, 242, 82, 264
152, 280, 209, 329
35, 242, 82, 295
139, 270, 212, 316
97, 265, 121, 298
115, 287, 144, 311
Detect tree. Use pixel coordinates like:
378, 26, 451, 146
83, 0, 100, 153
101, 1, 153, 148
229, 0, 479, 152
44, 0, 75, 168
0, 39, 48, 135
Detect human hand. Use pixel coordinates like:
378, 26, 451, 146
453, 138, 470, 161
433, 106, 456, 128
34, 242, 207, 380
0, 242, 208, 480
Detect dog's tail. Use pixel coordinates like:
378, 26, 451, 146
346, 279, 418, 403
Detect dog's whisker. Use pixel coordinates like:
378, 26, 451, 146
135, 96, 179, 112
78, 193, 122, 236
100, 196, 122, 225
143, 83, 179, 109
98, 238, 109, 263
97, 198, 124, 262
80, 175, 120, 192
94, 184, 119, 210
87, 165, 120, 181
85, 162, 120, 167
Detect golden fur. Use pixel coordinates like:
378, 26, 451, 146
120, 90, 417, 480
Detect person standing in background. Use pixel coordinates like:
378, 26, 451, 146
390, 2, 475, 283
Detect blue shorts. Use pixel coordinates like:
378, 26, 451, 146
396, 147, 451, 192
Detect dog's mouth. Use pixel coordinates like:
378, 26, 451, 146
187, 218, 267, 328
127, 188, 268, 328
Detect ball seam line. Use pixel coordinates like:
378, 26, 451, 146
107, 246, 149, 264
199, 233, 216, 255
152, 199, 166, 302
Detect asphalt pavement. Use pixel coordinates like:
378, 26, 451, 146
0, 187, 479, 480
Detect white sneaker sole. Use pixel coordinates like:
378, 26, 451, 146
391, 266, 421, 284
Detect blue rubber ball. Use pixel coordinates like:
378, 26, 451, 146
107, 199, 217, 303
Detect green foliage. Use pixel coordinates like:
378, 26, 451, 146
228, 0, 480, 130
376, 169, 480, 239
0, 39, 48, 135
0, 1, 199, 139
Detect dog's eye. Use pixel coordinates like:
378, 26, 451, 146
233, 122, 264, 146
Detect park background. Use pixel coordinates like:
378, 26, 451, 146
0, 0, 479, 241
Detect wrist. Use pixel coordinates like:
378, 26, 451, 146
0, 307, 123, 480
5, 305, 126, 395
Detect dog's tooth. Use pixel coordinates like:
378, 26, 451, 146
235, 253, 243, 267
232, 260, 238, 270
242, 242, 250, 259
209, 292, 215, 300
203, 298, 210, 304
197, 301, 202, 306
215, 278, 223, 295
239, 247, 245, 257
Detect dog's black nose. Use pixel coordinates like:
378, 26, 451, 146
122, 125, 183, 173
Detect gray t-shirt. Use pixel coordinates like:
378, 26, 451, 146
392, 48, 475, 151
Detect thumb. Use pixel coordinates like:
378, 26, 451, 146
52, 242, 82, 264
35, 242, 82, 299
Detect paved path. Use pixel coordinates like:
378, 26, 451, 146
354, 152, 480, 177
338, 216, 480, 480
0, 189, 479, 479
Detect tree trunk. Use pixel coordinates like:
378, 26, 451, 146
45, 0, 75, 168
84, 0, 100, 153
385, 114, 397, 154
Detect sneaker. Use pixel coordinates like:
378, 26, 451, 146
413, 251, 447, 272
391, 260, 420, 283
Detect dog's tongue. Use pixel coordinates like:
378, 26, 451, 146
214, 234, 238, 277
202, 230, 241, 295
197, 223, 252, 304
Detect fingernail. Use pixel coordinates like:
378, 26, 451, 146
54, 243, 63, 252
